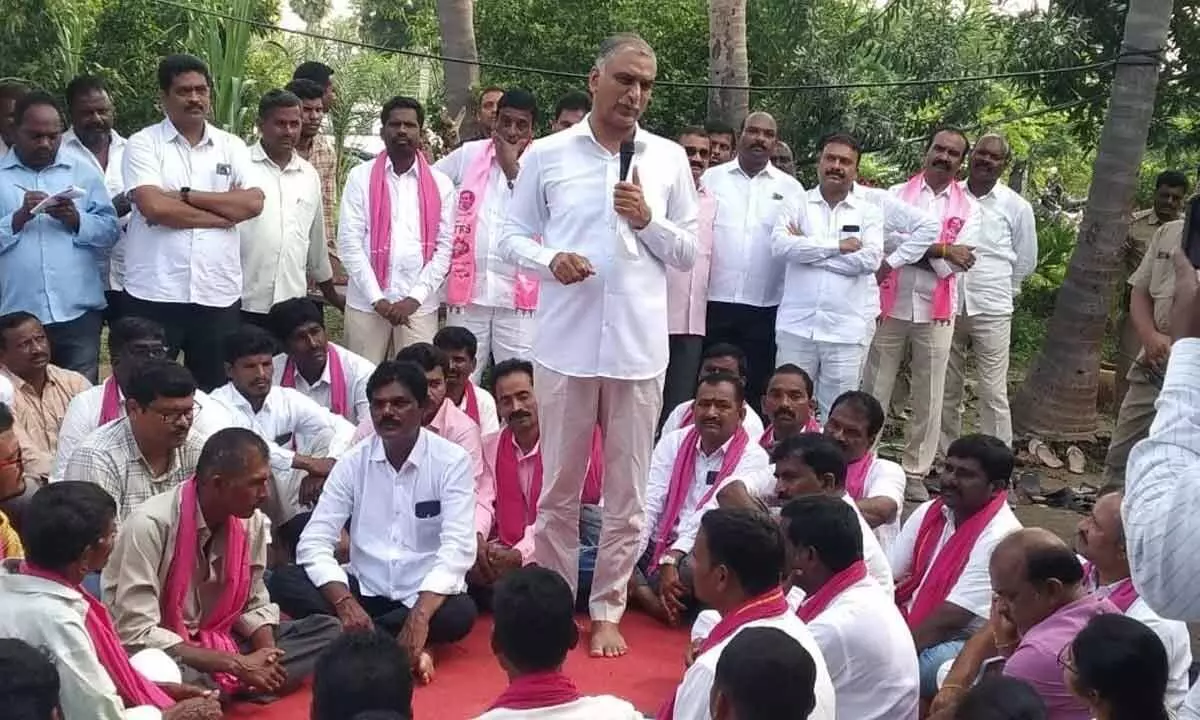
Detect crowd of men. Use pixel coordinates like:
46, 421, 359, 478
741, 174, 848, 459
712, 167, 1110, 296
0, 28, 1194, 720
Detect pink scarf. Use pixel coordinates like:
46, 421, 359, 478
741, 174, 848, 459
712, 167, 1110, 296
656, 587, 790, 720
650, 427, 750, 566
280, 345, 349, 420
368, 151, 441, 288
1083, 563, 1140, 613
161, 478, 253, 694
879, 173, 970, 321
99, 376, 123, 425
461, 382, 481, 426
796, 560, 868, 623
488, 671, 582, 711
894, 492, 1008, 630
447, 140, 539, 312
759, 416, 821, 448
844, 453, 876, 500
22, 563, 174, 710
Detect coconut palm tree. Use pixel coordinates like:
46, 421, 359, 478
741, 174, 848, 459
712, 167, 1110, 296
436, 0, 479, 133
708, 0, 748, 128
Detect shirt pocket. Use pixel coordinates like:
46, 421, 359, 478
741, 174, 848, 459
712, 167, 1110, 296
413, 499, 442, 552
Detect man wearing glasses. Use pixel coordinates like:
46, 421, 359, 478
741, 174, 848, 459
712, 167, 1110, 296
0, 401, 25, 559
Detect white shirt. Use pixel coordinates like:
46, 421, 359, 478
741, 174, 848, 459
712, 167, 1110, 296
661, 399, 765, 439
458, 382, 500, 436
884, 181, 983, 323
702, 160, 805, 307
807, 578, 919, 720
639, 427, 773, 558
960, 180, 1038, 317
337, 155, 457, 315
271, 343, 376, 426
298, 430, 476, 604
500, 118, 699, 380
773, 187, 884, 344
1182, 684, 1200, 720
1125, 338, 1200, 620
861, 457, 907, 555
851, 184, 941, 324
474, 695, 643, 720
238, 142, 332, 314
1125, 596, 1192, 711
50, 384, 233, 482
64, 129, 129, 290
889, 499, 1022, 620
122, 118, 259, 307
672, 611, 837, 720
434, 139, 525, 308
842, 494, 895, 597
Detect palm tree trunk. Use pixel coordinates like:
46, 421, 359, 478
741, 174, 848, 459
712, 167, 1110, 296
1011, 0, 1174, 439
708, 0, 748, 129
436, 0, 479, 133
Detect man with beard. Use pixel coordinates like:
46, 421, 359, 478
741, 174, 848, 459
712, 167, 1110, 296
285, 78, 344, 285
663, 126, 715, 429
940, 134, 1037, 455
704, 120, 736, 166
772, 140, 796, 177
435, 90, 540, 375
703, 112, 804, 412
0, 92, 119, 382
338, 96, 456, 362
239, 90, 342, 327
550, 91, 590, 133
864, 127, 982, 502
759, 363, 818, 449
63, 75, 131, 323
772, 133, 883, 418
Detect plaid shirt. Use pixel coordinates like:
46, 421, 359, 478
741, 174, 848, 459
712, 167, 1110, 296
300, 135, 342, 275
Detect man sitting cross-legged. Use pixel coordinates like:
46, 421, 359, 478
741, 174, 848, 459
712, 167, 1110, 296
103, 428, 342, 702
0, 481, 222, 720
473, 359, 603, 608
659, 343, 765, 437
631, 371, 772, 625
475, 566, 643, 719
273, 361, 479, 684
434, 326, 500, 435
758, 363, 820, 450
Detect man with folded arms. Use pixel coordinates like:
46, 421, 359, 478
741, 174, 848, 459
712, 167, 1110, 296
782, 495, 919, 720
889, 433, 1022, 702
434, 326, 500, 435
103, 428, 341, 701
758, 363, 819, 449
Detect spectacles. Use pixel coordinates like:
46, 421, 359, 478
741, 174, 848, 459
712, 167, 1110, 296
149, 403, 199, 424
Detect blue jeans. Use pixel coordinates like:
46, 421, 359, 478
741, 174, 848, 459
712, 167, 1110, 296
46, 310, 103, 384
919, 639, 966, 698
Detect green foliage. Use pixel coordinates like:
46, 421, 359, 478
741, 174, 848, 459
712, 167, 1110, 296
354, 0, 438, 50
190, 0, 261, 135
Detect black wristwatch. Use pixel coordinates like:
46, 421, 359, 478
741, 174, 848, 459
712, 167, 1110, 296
180, 186, 191, 204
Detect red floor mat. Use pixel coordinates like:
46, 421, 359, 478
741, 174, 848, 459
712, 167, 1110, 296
225, 612, 689, 718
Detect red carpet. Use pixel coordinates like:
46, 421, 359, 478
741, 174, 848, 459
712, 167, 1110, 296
226, 612, 689, 719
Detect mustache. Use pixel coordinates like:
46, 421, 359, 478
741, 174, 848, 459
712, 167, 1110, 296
931, 158, 952, 170
509, 411, 532, 421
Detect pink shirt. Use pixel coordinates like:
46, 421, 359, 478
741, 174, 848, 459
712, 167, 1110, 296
1003, 594, 1118, 720
667, 188, 715, 335
352, 398, 493, 537
480, 431, 538, 564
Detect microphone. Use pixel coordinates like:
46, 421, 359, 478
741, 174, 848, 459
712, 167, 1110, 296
619, 140, 635, 181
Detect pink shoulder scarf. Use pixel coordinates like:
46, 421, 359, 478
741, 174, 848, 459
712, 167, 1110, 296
894, 491, 1008, 630
759, 416, 821, 448
796, 559, 868, 623
844, 453, 876, 500
161, 478, 253, 694
878, 173, 970, 322
461, 382, 481, 426
488, 671, 582, 712
280, 345, 349, 419
99, 376, 124, 425
21, 563, 174, 710
650, 426, 750, 566
1083, 562, 1141, 613
369, 151, 441, 288
447, 140, 539, 312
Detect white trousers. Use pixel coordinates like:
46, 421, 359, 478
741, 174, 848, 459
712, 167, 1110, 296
775, 331, 864, 422
445, 303, 536, 383
533, 362, 663, 622
344, 307, 439, 365
941, 313, 1013, 452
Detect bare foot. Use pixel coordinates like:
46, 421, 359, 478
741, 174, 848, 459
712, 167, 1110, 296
589, 620, 628, 658
414, 651, 436, 685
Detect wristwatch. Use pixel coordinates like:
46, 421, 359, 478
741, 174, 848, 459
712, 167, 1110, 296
180, 187, 191, 204
658, 554, 678, 567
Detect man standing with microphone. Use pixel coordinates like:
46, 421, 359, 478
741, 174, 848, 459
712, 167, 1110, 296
501, 32, 699, 659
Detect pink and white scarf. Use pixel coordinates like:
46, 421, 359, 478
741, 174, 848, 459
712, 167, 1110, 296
99, 376, 124, 425
368, 151, 441, 288
280, 345, 350, 420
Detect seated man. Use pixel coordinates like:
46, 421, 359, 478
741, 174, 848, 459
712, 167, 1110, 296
633, 372, 771, 624
0, 481, 223, 720
312, 630, 414, 720
782, 496, 919, 719
267, 297, 376, 425
474, 359, 602, 607
63, 360, 207, 521
665, 508, 835, 720
0, 403, 25, 559
932, 529, 1116, 720
758, 363, 819, 449
889, 434, 1022, 701
102, 428, 342, 701
1075, 490, 1191, 711
660, 343, 765, 437
277, 361, 478, 681
209, 325, 355, 534
53, 317, 234, 481
477, 566, 643, 719
710, 627, 821, 720
0, 638, 64, 720
0, 311, 91, 479
824, 391, 905, 554
434, 326, 500, 435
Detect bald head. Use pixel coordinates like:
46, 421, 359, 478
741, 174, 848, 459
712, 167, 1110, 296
993, 528, 1084, 586
737, 112, 777, 173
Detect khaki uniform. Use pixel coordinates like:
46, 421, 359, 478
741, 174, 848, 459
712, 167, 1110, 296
1115, 210, 1166, 403
1104, 220, 1183, 486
